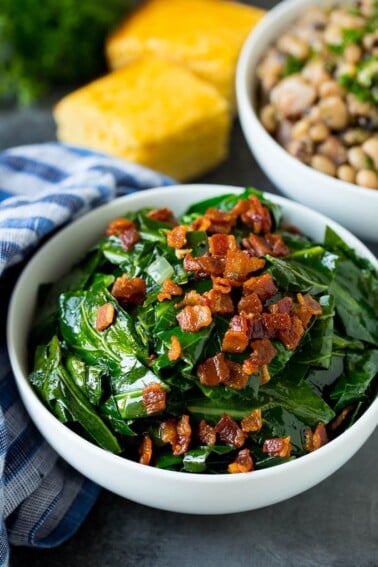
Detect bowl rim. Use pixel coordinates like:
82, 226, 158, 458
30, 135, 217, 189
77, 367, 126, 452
235, 0, 378, 201
6, 183, 378, 484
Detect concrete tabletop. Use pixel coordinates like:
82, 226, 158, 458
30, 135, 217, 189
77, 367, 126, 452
2, 1, 377, 565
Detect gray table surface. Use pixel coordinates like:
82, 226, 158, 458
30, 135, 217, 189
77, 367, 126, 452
2, 1, 377, 565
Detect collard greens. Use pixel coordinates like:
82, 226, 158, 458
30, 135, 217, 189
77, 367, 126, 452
29, 189, 378, 473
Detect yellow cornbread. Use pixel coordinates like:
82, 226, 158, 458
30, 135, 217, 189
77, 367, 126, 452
106, 0, 265, 110
54, 56, 231, 181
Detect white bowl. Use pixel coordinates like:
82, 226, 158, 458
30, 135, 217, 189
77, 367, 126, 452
7, 184, 378, 514
236, 0, 378, 242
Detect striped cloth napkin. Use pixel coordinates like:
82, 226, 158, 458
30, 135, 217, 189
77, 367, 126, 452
0, 143, 172, 565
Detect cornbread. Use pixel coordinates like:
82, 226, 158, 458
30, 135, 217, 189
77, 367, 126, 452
106, 0, 265, 110
54, 56, 231, 181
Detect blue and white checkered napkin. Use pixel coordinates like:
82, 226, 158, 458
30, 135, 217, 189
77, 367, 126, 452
0, 143, 172, 565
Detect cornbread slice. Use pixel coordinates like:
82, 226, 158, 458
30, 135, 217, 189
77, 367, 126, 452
54, 56, 231, 181
106, 0, 265, 110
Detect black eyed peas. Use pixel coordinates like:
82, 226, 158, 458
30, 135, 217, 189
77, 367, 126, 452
257, 1, 378, 189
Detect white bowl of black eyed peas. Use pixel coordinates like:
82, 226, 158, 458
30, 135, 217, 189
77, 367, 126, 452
236, 0, 378, 241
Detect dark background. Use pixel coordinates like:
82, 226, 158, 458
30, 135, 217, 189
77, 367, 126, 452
2, 1, 377, 565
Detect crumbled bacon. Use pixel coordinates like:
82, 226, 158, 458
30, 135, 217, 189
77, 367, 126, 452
304, 423, 328, 452
297, 293, 322, 315
268, 296, 293, 314
215, 414, 246, 448
142, 383, 166, 415
147, 207, 176, 225
190, 216, 211, 232
242, 273, 278, 302
106, 218, 140, 251
202, 289, 234, 315
240, 195, 272, 234
160, 416, 192, 456
106, 217, 135, 236
198, 419, 216, 446
330, 406, 353, 431
241, 409, 262, 432
211, 276, 233, 294
238, 292, 263, 315
168, 335, 182, 361
176, 305, 213, 332
167, 225, 189, 249
111, 274, 146, 307
243, 234, 272, 257
197, 353, 230, 386
95, 302, 115, 331
157, 278, 183, 302
263, 436, 292, 457
262, 312, 292, 336
203, 207, 236, 234
173, 414, 192, 456
277, 316, 304, 350
243, 232, 289, 257
139, 434, 153, 465
223, 250, 265, 282
183, 253, 224, 277
160, 419, 177, 445
208, 234, 237, 256
228, 448, 254, 473
249, 316, 268, 340
224, 360, 250, 389
265, 233, 290, 256
231, 198, 251, 218
222, 313, 251, 353
175, 290, 202, 308
242, 338, 277, 375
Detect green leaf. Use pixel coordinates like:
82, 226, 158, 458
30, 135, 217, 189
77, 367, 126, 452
295, 295, 335, 369
330, 350, 378, 411
30, 336, 121, 453
261, 376, 335, 426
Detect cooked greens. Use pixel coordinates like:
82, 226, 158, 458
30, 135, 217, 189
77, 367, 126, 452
29, 189, 378, 473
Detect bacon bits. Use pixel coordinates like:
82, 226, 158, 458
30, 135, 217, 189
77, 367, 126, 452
197, 353, 230, 386
168, 335, 182, 361
242, 338, 277, 376
106, 218, 139, 251
208, 234, 237, 256
174, 414, 192, 456
241, 409, 263, 432
111, 274, 146, 307
203, 289, 234, 316
242, 273, 278, 302
222, 313, 251, 354
160, 415, 192, 456
241, 195, 272, 234
139, 434, 153, 465
304, 423, 328, 452
223, 250, 265, 282
167, 225, 189, 249
142, 383, 166, 415
238, 292, 263, 315
198, 419, 216, 446
176, 305, 213, 332
157, 278, 183, 302
224, 360, 250, 390
147, 207, 176, 225
203, 207, 235, 234
262, 436, 292, 457
277, 316, 304, 350
95, 302, 115, 331
228, 448, 254, 473
215, 414, 246, 448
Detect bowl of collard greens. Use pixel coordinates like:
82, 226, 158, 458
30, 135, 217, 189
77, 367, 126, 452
7, 185, 378, 514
